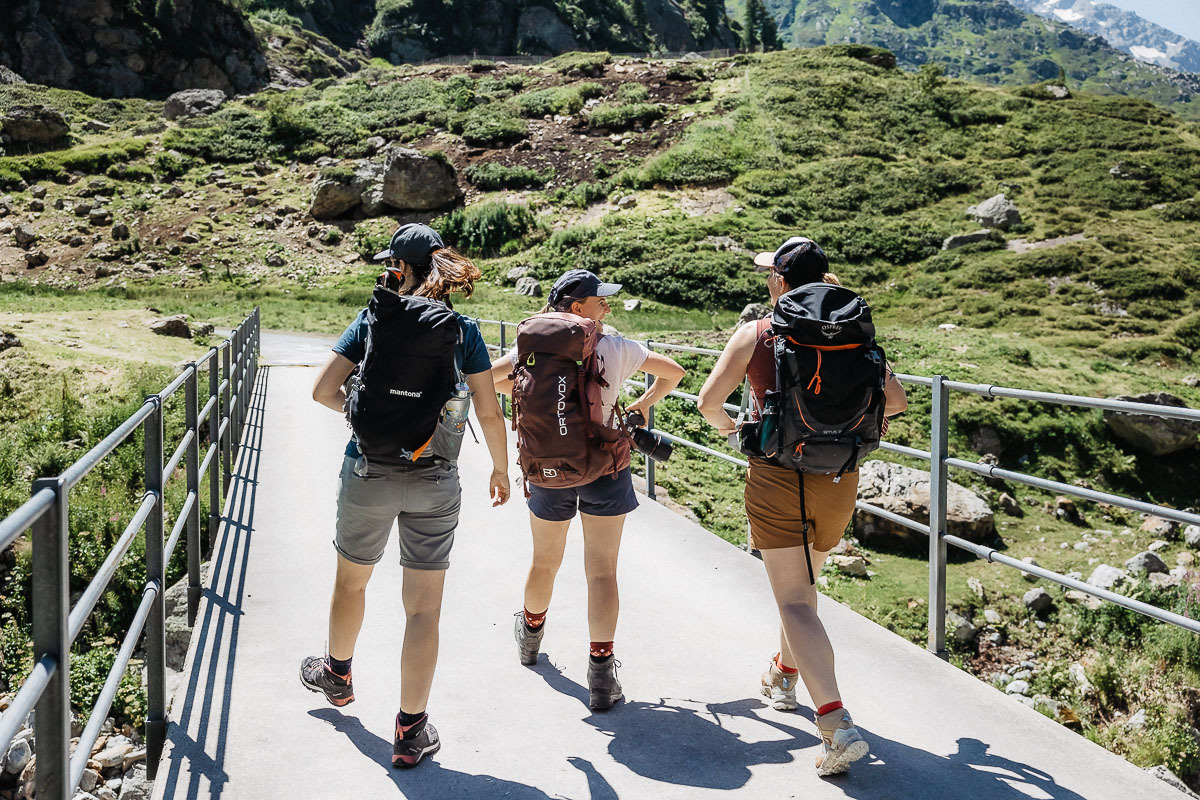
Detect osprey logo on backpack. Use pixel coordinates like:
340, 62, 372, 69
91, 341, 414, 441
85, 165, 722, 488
820, 323, 841, 339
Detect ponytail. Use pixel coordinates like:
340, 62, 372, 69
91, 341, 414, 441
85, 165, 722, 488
412, 247, 481, 302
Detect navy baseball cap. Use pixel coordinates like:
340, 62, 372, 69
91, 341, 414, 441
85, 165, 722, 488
754, 236, 828, 284
373, 223, 444, 266
548, 269, 622, 308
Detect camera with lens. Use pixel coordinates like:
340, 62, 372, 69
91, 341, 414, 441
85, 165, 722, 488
624, 411, 673, 462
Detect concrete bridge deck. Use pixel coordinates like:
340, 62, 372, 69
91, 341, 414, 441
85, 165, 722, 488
154, 352, 1179, 800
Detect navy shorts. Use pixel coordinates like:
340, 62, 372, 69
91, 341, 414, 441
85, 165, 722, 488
527, 467, 639, 522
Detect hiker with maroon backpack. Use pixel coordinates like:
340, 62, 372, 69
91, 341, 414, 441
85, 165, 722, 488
489, 269, 685, 710
301, 224, 511, 768
698, 237, 907, 776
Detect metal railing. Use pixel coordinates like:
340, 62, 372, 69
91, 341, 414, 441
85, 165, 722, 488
0, 309, 261, 800
472, 318, 1200, 658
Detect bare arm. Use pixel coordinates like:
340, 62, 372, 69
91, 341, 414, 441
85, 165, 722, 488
489, 355, 515, 397
697, 323, 758, 438
466, 369, 511, 506
313, 352, 357, 413
625, 350, 686, 421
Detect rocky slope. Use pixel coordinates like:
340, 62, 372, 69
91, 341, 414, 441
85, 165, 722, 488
1010, 0, 1200, 73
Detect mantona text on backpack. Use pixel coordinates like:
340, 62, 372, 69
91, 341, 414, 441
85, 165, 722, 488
346, 282, 462, 464
509, 312, 630, 491
738, 283, 887, 581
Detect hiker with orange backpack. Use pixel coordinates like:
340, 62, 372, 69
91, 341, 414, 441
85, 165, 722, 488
301, 224, 510, 768
490, 269, 685, 710
697, 237, 907, 776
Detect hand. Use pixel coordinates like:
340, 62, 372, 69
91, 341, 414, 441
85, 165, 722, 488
717, 423, 738, 439
625, 399, 650, 426
490, 468, 511, 506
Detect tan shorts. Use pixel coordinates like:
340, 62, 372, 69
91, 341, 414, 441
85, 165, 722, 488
745, 460, 859, 552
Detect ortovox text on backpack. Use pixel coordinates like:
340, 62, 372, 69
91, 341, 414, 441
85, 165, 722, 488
510, 312, 630, 490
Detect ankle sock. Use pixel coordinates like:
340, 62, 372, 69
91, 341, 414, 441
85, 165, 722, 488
523, 607, 547, 629
327, 655, 352, 677
589, 641, 614, 659
397, 710, 426, 738
774, 654, 798, 675
816, 700, 844, 717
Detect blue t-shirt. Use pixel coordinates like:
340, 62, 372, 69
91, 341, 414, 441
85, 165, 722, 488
334, 308, 492, 458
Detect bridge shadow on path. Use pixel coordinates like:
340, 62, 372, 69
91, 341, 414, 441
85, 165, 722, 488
157, 367, 270, 800
307, 708, 619, 800
533, 658, 1089, 800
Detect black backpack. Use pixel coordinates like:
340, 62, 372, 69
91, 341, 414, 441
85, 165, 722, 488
738, 283, 887, 581
346, 285, 462, 464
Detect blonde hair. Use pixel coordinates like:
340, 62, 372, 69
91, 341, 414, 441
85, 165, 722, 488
411, 247, 482, 302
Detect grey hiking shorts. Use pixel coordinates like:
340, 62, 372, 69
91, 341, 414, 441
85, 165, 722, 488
333, 455, 461, 570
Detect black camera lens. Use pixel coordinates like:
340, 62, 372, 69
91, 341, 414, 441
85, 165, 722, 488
625, 411, 673, 462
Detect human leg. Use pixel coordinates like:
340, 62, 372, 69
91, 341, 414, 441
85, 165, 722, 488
580, 512, 625, 643
524, 513, 570, 616
398, 566, 447, 715
329, 556, 375, 658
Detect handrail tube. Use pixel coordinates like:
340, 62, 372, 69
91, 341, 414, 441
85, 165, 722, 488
0, 488, 54, 552
942, 534, 1200, 635
67, 492, 158, 643
878, 442, 933, 461
161, 429, 195, 485
855, 501, 933, 535
619, 379, 746, 416
197, 394, 217, 427
651, 429, 749, 467
159, 365, 193, 403
59, 401, 155, 491
642, 340, 723, 357
194, 348, 217, 368
199, 442, 218, 479
69, 586, 157, 791
895, 373, 934, 387
164, 491, 197, 565
218, 378, 229, 396
944, 380, 1200, 422
0, 654, 55, 757
944, 457, 1200, 528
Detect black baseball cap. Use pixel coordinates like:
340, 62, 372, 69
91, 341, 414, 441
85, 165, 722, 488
548, 269, 622, 308
753, 236, 828, 284
373, 223, 444, 266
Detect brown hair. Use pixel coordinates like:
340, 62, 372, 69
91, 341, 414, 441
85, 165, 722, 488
780, 270, 841, 291
411, 247, 482, 302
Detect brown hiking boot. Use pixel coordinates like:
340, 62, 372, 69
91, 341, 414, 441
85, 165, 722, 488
814, 706, 869, 776
587, 655, 623, 711
760, 653, 798, 711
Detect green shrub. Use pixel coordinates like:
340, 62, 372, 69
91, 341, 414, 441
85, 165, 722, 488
106, 163, 155, 181
544, 51, 610, 78
617, 83, 649, 103
667, 63, 708, 82
153, 150, 197, 178
163, 109, 277, 163
437, 202, 540, 256
0, 140, 148, 182
454, 107, 526, 147
319, 165, 357, 184
513, 83, 603, 118
588, 102, 662, 131
464, 162, 553, 190
469, 59, 497, 72
551, 180, 611, 208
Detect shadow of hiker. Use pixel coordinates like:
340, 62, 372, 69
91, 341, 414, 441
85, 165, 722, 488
307, 708, 619, 800
533, 661, 1092, 800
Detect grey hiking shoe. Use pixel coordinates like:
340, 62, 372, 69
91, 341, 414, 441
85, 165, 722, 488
514, 611, 545, 666
587, 655, 623, 711
760, 654, 798, 711
814, 706, 869, 776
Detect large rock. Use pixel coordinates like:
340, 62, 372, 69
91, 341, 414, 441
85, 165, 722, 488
515, 277, 542, 297
0, 66, 25, 85
308, 161, 385, 220
0, 332, 22, 352
942, 230, 995, 250
380, 148, 462, 212
1124, 551, 1168, 576
966, 194, 1021, 230
854, 460, 996, 549
1146, 765, 1200, 799
1, 105, 69, 145
1087, 563, 1129, 591
149, 315, 191, 339
1023, 587, 1053, 614
164, 89, 227, 120
1103, 393, 1200, 456
737, 303, 772, 327
946, 610, 977, 643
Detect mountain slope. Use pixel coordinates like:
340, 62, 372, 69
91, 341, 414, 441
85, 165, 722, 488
738, 0, 1200, 119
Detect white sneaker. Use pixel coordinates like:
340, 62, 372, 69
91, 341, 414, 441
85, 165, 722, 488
759, 654, 798, 711
814, 707, 869, 776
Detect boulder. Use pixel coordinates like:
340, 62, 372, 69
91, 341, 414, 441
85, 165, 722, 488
163, 90, 227, 120
1140, 515, 1177, 538
946, 610, 977, 643
380, 148, 462, 211
119, 763, 152, 800
149, 316, 191, 339
4, 738, 31, 774
737, 303, 772, 327
966, 194, 1021, 230
505, 265, 532, 284
1023, 587, 1053, 614
112, 223, 130, 240
0, 66, 25, 85
1045, 85, 1071, 99
515, 277, 542, 297
1005, 679, 1030, 696
89, 207, 113, 226
983, 608, 1002, 625
831, 554, 868, 577
30, 185, 46, 199
1, 105, 69, 145
24, 250, 48, 268
308, 162, 384, 220
623, 299, 642, 312
1184, 525, 1200, 547
1124, 551, 1168, 576
942, 230, 994, 250
1103, 393, 1200, 456
0, 332, 22, 353
998, 492, 1019, 515
265, 252, 285, 267
1087, 563, 1129, 591
854, 460, 995, 549
14, 224, 37, 247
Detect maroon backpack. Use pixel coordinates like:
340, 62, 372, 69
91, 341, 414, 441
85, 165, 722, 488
510, 312, 631, 490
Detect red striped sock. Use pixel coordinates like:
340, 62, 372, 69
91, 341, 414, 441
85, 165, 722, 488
590, 641, 614, 659
774, 653, 798, 675
524, 607, 546, 629
817, 701, 844, 717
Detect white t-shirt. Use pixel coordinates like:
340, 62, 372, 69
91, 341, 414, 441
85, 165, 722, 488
508, 334, 650, 428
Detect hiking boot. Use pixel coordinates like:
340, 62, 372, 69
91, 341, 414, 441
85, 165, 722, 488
587, 655, 623, 711
514, 611, 545, 666
299, 655, 354, 707
392, 713, 441, 768
814, 706, 869, 776
760, 654, 798, 711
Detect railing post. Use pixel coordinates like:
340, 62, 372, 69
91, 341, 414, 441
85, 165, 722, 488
645, 341, 656, 502
231, 325, 242, 465
927, 375, 950, 660
498, 321, 508, 418
185, 365, 201, 626
143, 395, 167, 776
221, 343, 232, 493
31, 476, 69, 800
207, 347, 220, 604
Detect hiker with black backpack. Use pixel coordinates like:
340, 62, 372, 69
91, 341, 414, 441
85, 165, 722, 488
697, 237, 907, 777
300, 223, 511, 768
489, 269, 685, 710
